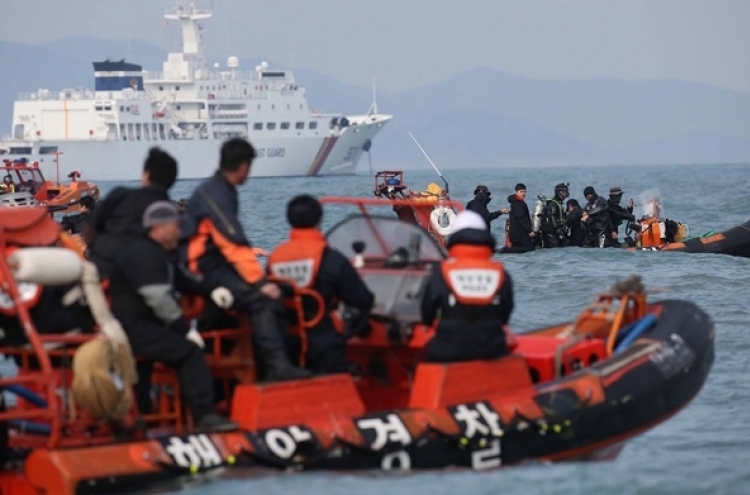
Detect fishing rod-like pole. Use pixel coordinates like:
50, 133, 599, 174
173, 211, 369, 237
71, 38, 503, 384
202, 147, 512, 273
408, 131, 449, 194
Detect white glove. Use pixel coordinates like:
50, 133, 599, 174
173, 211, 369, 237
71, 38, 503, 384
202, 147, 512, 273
210, 287, 234, 309
186, 328, 205, 349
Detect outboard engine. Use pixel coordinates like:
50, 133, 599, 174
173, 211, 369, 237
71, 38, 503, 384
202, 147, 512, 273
532, 195, 547, 233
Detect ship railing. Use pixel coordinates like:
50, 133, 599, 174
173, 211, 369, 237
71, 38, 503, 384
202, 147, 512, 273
144, 70, 279, 83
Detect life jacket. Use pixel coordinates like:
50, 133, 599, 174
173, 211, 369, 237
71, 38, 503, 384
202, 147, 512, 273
440, 245, 506, 306
267, 229, 327, 289
427, 244, 510, 362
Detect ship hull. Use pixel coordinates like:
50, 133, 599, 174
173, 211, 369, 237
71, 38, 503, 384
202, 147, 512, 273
1, 118, 389, 181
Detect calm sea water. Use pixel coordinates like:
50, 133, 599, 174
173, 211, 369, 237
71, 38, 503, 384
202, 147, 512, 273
30, 164, 750, 494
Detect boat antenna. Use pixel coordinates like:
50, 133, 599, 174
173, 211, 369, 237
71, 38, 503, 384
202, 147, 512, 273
408, 131, 449, 194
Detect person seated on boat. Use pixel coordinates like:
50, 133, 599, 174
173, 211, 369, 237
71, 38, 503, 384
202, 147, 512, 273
89, 147, 177, 279
540, 182, 570, 248
182, 138, 311, 382
421, 210, 514, 363
466, 185, 508, 231
0, 175, 15, 194
267, 194, 375, 375
507, 183, 536, 249
565, 199, 586, 247
109, 201, 238, 433
582, 186, 610, 248
607, 186, 635, 247
61, 196, 96, 238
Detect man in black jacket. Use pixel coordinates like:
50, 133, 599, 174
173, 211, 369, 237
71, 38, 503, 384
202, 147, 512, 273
109, 201, 237, 432
267, 195, 374, 374
182, 138, 310, 382
607, 186, 635, 247
507, 183, 535, 249
421, 210, 514, 362
582, 186, 610, 248
565, 199, 586, 247
466, 185, 508, 230
61, 196, 96, 237
89, 148, 177, 278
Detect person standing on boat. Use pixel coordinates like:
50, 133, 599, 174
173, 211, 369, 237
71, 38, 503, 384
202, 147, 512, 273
540, 183, 570, 248
507, 183, 535, 250
466, 185, 508, 230
606, 186, 635, 247
582, 186, 610, 248
182, 138, 311, 382
421, 210, 514, 362
565, 199, 586, 247
109, 201, 237, 432
89, 148, 177, 278
0, 175, 15, 194
267, 194, 375, 374
61, 196, 96, 237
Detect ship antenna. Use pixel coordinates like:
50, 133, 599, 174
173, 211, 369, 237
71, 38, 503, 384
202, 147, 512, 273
367, 74, 378, 115
408, 131, 449, 194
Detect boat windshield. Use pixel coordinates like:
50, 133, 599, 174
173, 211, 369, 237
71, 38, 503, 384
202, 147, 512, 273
326, 215, 446, 263
633, 189, 665, 221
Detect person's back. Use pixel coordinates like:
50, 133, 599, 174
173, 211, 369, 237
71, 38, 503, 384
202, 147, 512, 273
89, 148, 177, 278
267, 195, 374, 374
422, 210, 514, 363
565, 199, 586, 247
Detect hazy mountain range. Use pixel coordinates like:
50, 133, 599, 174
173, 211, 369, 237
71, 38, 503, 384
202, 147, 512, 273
1, 36, 749, 169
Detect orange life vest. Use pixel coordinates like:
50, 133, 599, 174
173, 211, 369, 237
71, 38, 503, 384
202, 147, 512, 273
267, 228, 327, 289
440, 244, 506, 305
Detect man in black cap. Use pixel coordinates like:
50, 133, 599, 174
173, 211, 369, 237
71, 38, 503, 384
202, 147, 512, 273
581, 186, 610, 248
89, 147, 177, 279
466, 185, 508, 230
540, 182, 570, 248
110, 200, 237, 432
266, 194, 374, 374
507, 183, 535, 250
607, 186, 635, 247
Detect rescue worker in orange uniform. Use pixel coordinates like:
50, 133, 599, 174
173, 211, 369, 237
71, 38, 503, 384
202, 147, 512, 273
421, 210, 514, 362
181, 138, 310, 381
267, 195, 375, 374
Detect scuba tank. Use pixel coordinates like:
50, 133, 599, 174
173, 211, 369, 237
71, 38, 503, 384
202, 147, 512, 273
532, 195, 547, 233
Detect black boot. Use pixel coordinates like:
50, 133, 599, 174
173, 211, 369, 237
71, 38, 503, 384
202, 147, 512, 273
263, 349, 312, 382
195, 413, 239, 433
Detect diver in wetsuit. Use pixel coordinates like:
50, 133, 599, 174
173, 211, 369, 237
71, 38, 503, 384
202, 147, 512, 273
582, 186, 610, 248
540, 182, 570, 248
89, 148, 177, 278
421, 210, 514, 362
267, 194, 374, 374
466, 185, 508, 230
607, 186, 635, 247
565, 199, 586, 247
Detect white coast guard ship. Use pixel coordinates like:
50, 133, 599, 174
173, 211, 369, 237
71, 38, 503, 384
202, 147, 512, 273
1, 1, 392, 181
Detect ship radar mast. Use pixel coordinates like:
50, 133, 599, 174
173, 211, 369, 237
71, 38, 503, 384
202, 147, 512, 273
164, 0, 212, 78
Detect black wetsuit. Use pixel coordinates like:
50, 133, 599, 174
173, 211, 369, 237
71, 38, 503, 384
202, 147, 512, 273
583, 195, 610, 248
607, 198, 635, 247
421, 228, 513, 362
89, 186, 170, 278
60, 212, 89, 236
507, 194, 533, 249
109, 236, 215, 420
566, 205, 586, 247
540, 196, 567, 248
466, 191, 502, 230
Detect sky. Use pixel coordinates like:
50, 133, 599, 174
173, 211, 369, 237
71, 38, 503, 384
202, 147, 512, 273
1, 0, 749, 94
